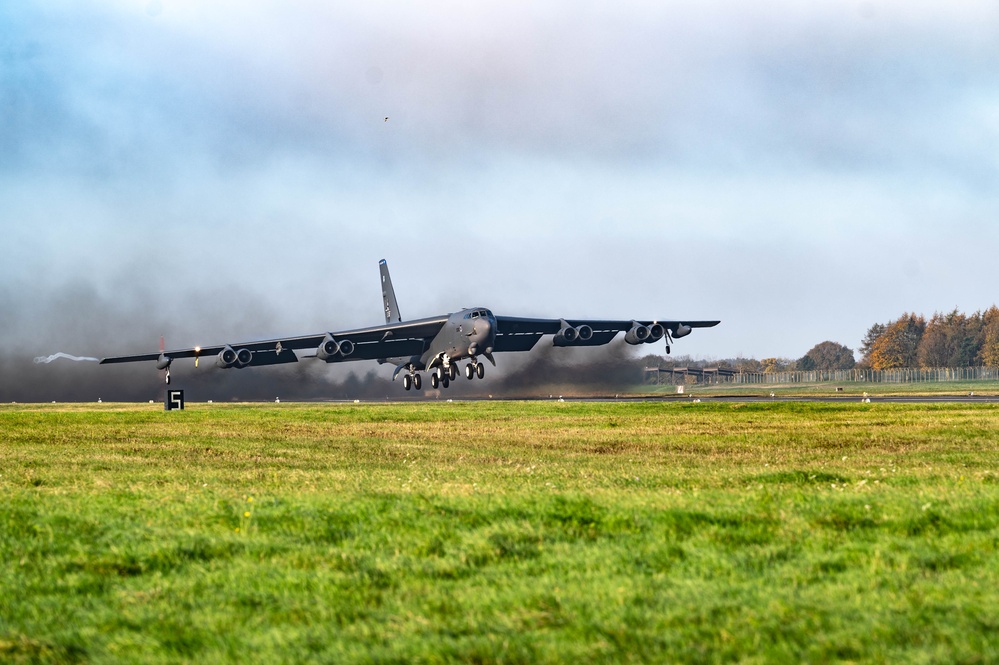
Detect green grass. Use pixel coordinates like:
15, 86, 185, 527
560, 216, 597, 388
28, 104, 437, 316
672, 379, 999, 397
2, 401, 999, 663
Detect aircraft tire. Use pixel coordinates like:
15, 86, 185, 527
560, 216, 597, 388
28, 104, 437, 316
465, 363, 474, 379
403, 375, 412, 391
448, 365, 457, 381
442, 376, 450, 388
476, 363, 485, 379
430, 373, 440, 389
414, 374, 422, 390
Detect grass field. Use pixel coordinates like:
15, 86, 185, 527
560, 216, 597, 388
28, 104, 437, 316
2, 401, 999, 664
672, 379, 999, 398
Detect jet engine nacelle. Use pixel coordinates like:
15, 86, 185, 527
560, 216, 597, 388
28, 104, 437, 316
553, 322, 593, 347
235, 348, 253, 366
317, 334, 340, 361
647, 323, 665, 342
317, 335, 354, 360
625, 323, 651, 345
672, 324, 692, 339
155, 354, 172, 370
216, 345, 238, 368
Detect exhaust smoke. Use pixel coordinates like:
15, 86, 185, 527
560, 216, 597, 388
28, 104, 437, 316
33, 353, 99, 364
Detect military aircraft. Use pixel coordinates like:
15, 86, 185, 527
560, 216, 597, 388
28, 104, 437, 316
101, 260, 719, 391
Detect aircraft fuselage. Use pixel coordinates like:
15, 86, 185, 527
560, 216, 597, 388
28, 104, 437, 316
418, 308, 495, 370
100, 260, 720, 393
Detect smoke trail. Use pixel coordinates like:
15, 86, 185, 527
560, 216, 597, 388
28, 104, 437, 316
33, 353, 100, 364
4, 279, 670, 401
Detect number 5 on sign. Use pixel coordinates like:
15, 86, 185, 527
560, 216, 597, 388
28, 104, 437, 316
165, 390, 184, 411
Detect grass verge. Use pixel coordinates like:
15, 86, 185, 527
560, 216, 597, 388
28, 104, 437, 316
2, 401, 998, 663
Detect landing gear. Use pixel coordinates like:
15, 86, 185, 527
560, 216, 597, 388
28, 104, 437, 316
465, 363, 474, 380
413, 373, 422, 390
403, 374, 413, 391
165, 368, 171, 385
476, 362, 484, 379
447, 364, 457, 381
429, 366, 452, 390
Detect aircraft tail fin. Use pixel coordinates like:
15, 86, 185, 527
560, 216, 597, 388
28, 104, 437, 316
379, 259, 401, 323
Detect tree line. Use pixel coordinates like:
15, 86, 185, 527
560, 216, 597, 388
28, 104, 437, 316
645, 306, 999, 373
859, 307, 999, 370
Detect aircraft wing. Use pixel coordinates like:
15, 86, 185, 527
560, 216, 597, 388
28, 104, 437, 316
100, 315, 451, 367
493, 316, 720, 352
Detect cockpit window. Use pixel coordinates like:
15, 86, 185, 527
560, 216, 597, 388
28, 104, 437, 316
465, 309, 493, 319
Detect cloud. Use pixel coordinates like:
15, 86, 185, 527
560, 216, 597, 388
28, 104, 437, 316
2, 0, 997, 377
7, 1, 998, 175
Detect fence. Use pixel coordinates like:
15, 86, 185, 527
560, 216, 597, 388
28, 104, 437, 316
645, 366, 999, 386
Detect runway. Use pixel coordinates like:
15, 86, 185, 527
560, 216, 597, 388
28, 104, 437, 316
529, 394, 999, 404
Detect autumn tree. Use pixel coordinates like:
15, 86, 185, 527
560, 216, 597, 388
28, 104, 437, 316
760, 357, 794, 373
959, 312, 985, 366
867, 313, 925, 370
979, 306, 999, 367
917, 309, 985, 367
798, 341, 856, 370
859, 323, 887, 367
918, 310, 962, 367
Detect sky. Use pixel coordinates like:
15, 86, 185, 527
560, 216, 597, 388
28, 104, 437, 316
2, 1, 998, 397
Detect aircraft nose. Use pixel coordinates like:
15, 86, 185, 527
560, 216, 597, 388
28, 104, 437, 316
470, 317, 494, 345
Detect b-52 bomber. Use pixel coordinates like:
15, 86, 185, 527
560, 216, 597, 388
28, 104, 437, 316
101, 260, 720, 391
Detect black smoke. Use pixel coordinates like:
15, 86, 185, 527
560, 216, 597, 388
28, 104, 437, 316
1, 280, 651, 402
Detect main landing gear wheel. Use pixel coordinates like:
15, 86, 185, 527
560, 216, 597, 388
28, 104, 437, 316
413, 374, 422, 390
430, 373, 440, 389
442, 376, 450, 388
465, 363, 474, 380
476, 363, 484, 379
403, 374, 413, 391
447, 364, 457, 381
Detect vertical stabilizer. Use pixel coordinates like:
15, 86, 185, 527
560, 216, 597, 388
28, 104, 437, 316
379, 259, 401, 323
